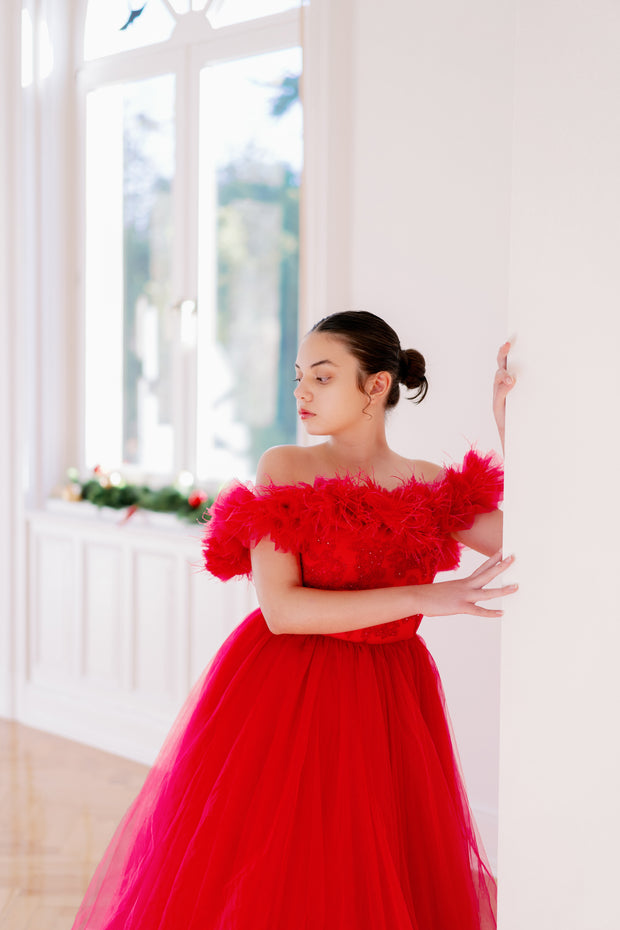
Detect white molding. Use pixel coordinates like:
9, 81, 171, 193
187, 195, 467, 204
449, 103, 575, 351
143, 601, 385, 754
20, 509, 257, 762
13, 0, 82, 518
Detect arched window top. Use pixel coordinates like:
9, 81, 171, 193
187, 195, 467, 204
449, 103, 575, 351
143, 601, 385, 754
206, 0, 300, 29
84, 0, 301, 62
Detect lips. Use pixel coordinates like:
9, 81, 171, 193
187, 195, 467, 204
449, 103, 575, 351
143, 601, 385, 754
298, 408, 315, 419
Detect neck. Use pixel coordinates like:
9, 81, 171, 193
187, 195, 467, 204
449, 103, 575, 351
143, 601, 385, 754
324, 425, 391, 473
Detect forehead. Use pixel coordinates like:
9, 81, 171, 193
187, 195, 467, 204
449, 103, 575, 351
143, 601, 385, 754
295, 331, 354, 367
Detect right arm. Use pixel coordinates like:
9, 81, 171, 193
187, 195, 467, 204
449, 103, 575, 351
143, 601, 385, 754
250, 538, 516, 635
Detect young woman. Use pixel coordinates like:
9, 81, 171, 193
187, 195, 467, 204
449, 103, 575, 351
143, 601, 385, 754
72, 310, 516, 930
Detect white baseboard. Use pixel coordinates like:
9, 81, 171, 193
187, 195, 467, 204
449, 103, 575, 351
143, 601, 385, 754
17, 680, 176, 765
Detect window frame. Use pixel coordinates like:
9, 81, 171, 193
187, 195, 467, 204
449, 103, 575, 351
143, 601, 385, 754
75, 1, 302, 485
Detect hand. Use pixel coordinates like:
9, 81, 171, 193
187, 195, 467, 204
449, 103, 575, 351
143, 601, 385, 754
493, 341, 515, 454
419, 551, 517, 619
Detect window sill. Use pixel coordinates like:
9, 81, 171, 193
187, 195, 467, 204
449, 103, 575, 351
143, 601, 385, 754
42, 498, 205, 537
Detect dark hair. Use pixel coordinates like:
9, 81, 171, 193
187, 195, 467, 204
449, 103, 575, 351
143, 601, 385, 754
310, 310, 428, 407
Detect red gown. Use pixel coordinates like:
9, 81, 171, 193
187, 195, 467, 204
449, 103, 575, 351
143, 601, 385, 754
71, 450, 502, 930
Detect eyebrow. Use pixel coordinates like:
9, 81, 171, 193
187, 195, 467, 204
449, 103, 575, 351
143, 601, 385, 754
294, 359, 338, 370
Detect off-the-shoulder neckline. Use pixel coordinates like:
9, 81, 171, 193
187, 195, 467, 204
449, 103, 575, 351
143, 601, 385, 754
232, 450, 497, 498
253, 468, 446, 495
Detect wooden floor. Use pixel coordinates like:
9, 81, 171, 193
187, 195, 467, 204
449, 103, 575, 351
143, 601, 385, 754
0, 719, 149, 930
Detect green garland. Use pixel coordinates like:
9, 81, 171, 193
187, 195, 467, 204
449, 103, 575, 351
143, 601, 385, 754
62, 467, 214, 524
79, 480, 213, 523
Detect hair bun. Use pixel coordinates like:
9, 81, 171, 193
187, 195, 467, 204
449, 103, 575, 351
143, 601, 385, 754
398, 348, 428, 403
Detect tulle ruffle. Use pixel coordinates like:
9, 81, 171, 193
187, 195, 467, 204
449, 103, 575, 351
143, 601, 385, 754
71, 610, 496, 930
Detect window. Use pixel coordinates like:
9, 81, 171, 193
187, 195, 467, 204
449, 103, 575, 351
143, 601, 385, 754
80, 0, 302, 482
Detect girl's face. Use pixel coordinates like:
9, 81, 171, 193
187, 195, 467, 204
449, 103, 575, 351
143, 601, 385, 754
294, 332, 378, 436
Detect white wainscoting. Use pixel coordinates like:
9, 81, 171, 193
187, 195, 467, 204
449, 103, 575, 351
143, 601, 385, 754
19, 508, 257, 764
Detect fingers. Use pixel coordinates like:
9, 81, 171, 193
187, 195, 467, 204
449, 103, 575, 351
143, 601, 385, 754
465, 582, 518, 618
473, 557, 516, 590
496, 341, 510, 369
467, 552, 518, 607
494, 370, 515, 393
442, 552, 518, 620
494, 342, 515, 398
469, 604, 505, 618
474, 582, 519, 601
469, 550, 510, 579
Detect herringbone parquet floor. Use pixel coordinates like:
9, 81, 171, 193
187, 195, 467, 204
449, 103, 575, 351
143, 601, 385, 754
0, 719, 148, 930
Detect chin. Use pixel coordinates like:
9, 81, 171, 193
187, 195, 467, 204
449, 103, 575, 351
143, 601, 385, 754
302, 420, 329, 436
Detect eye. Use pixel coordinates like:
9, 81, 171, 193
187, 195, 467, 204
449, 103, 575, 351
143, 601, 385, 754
316, 376, 329, 383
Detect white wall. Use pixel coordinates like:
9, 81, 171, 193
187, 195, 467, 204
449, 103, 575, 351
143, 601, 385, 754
0, 0, 22, 719
498, 2, 620, 927
302, 0, 354, 326
345, 0, 516, 866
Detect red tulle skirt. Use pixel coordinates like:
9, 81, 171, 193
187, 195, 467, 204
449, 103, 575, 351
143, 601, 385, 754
72, 610, 496, 930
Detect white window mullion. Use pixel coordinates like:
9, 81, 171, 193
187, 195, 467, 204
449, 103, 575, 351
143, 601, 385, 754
170, 46, 199, 477
195, 47, 219, 480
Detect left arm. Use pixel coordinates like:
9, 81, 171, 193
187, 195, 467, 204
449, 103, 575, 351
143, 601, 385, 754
426, 340, 513, 558
419, 461, 504, 557
452, 508, 503, 557
458, 340, 514, 554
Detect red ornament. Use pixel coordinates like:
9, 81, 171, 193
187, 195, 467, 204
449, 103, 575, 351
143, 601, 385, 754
188, 490, 208, 508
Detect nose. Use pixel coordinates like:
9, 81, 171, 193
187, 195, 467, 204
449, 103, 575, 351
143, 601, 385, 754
294, 378, 310, 401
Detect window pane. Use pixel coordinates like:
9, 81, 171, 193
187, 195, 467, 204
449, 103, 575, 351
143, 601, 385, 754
84, 0, 175, 61
85, 85, 124, 468
207, 0, 300, 29
85, 74, 176, 474
197, 48, 302, 480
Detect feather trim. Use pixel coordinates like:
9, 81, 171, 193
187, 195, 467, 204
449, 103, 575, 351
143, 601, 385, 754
201, 450, 504, 581
202, 481, 305, 580
435, 449, 504, 534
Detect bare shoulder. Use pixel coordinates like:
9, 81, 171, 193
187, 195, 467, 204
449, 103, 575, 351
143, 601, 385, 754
384, 454, 443, 486
408, 458, 444, 483
255, 445, 318, 487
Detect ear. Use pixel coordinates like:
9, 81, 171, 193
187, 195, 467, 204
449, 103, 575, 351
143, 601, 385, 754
365, 371, 392, 403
